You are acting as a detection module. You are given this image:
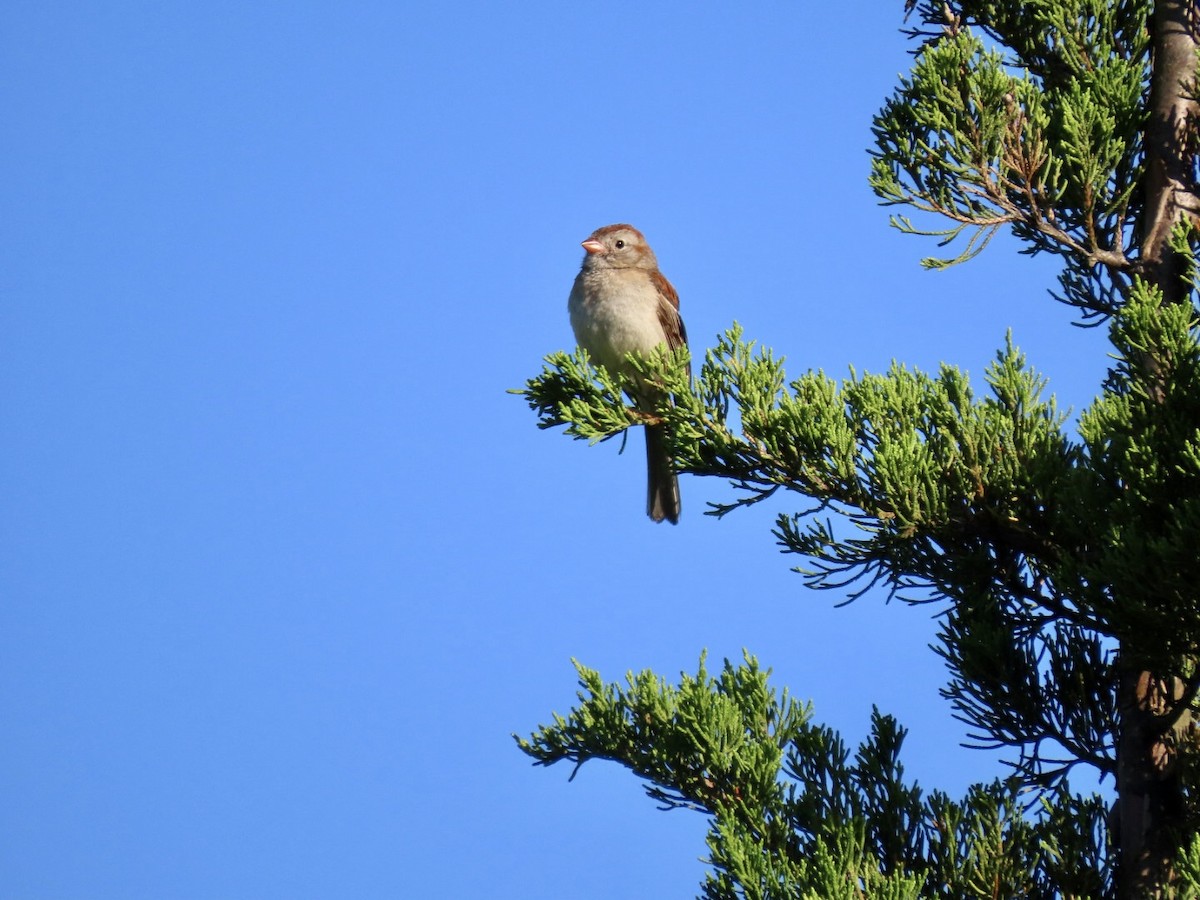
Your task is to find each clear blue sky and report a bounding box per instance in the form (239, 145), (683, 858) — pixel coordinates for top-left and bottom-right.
(3, 4), (1113, 898)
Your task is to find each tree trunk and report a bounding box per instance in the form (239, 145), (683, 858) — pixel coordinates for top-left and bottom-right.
(1119, 4), (1200, 896)
(1116, 669), (1189, 897)
(1139, 0), (1200, 305)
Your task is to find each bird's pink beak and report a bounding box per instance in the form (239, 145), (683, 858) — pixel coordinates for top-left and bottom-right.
(581, 239), (605, 255)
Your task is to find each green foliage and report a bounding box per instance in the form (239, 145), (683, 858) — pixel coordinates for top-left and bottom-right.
(516, 656), (1110, 898)
(520, 325), (1079, 615)
(515, 289), (1200, 895)
(514, 651), (803, 815)
(518, 283), (1200, 782)
(1167, 834), (1200, 898)
(874, 1), (1152, 318)
(1077, 283), (1200, 664)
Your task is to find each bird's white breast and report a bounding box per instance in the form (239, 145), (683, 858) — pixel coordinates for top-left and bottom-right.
(568, 269), (666, 377)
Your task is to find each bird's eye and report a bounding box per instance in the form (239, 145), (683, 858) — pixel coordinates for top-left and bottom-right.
(615, 240), (625, 249)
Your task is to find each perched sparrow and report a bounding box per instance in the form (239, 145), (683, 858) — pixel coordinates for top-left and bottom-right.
(568, 224), (688, 524)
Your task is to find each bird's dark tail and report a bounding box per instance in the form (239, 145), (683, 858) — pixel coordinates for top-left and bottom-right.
(645, 424), (680, 524)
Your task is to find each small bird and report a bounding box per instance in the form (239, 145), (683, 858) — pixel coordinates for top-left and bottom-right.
(568, 224), (688, 524)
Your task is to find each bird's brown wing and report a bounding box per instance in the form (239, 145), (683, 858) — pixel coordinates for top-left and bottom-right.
(650, 270), (687, 351)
